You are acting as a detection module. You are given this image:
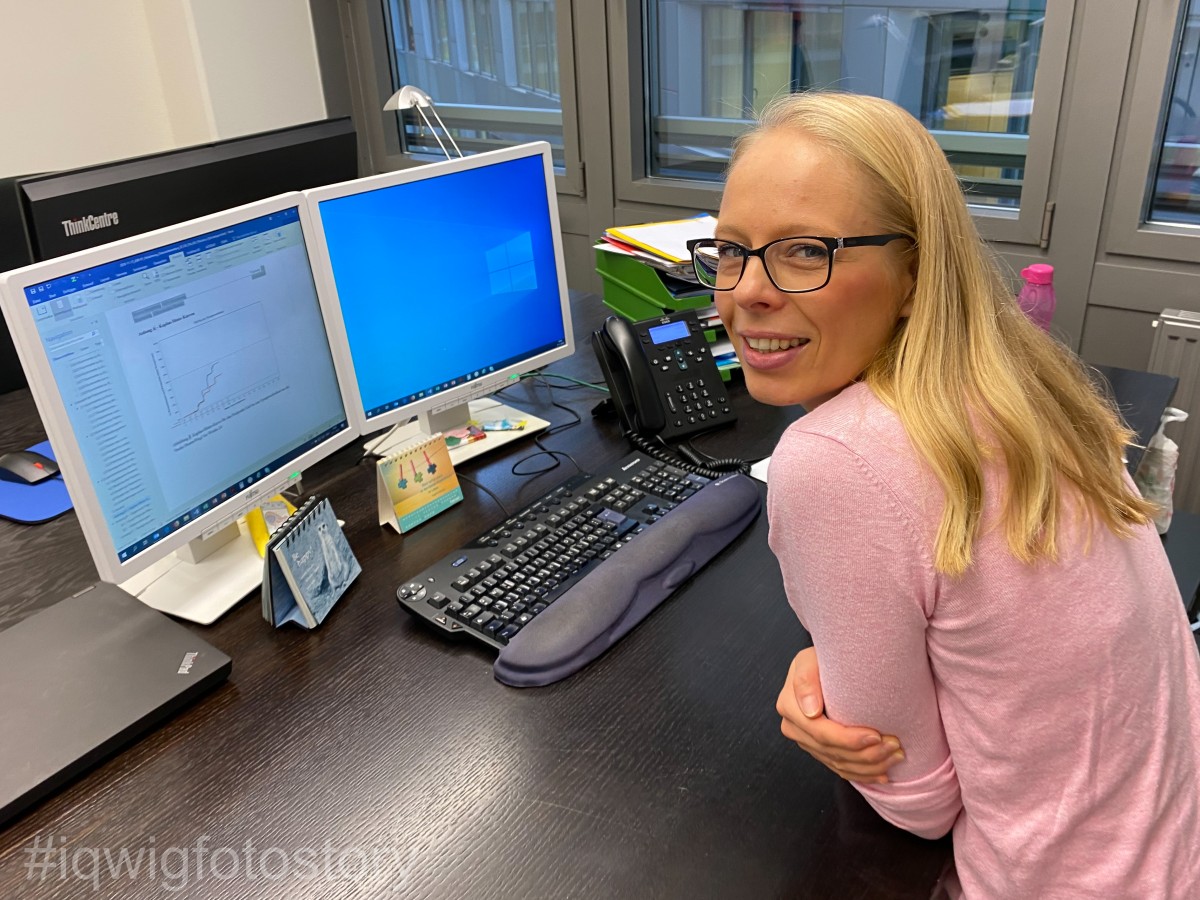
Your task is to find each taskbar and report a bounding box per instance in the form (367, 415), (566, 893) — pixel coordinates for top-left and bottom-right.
(116, 420), (350, 562)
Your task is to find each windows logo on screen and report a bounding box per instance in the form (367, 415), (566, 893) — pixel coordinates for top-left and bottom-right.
(486, 232), (537, 294)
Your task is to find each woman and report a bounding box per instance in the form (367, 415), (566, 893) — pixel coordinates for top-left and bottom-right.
(692, 92), (1200, 898)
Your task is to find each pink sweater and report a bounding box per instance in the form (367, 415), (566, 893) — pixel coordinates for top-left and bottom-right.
(767, 382), (1200, 899)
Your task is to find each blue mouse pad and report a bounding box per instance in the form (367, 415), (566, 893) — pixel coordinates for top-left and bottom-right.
(0, 441), (74, 525)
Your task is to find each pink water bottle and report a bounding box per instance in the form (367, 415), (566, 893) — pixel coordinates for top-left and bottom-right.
(1017, 264), (1055, 331)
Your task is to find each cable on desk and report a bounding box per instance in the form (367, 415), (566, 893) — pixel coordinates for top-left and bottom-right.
(494, 373), (592, 477)
(498, 373), (595, 436)
(510, 434), (584, 478)
(455, 471), (512, 519)
(360, 419), (411, 463)
(514, 371), (609, 393)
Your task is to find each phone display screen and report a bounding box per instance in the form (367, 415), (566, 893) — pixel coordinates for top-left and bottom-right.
(648, 320), (689, 345)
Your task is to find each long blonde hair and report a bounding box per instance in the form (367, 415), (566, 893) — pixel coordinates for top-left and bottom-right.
(733, 92), (1153, 575)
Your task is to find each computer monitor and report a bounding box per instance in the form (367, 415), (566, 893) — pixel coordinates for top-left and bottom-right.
(0, 117), (358, 394)
(0, 193), (358, 624)
(304, 141), (574, 461)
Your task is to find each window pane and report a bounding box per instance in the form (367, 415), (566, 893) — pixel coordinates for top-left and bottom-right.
(647, 1), (1047, 209)
(383, 0), (563, 166)
(1148, 0), (1200, 226)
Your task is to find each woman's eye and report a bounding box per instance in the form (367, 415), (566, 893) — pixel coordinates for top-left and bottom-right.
(780, 241), (829, 263)
(791, 242), (827, 259)
(715, 243), (744, 259)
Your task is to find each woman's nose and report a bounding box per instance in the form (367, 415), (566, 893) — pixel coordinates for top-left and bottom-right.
(729, 255), (784, 310)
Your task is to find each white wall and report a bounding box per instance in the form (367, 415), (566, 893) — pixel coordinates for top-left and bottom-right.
(0, 0), (327, 178)
(0, 1), (175, 176)
(186, 0), (326, 138)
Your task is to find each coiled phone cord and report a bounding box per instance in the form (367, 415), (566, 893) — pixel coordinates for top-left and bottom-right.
(627, 431), (750, 480)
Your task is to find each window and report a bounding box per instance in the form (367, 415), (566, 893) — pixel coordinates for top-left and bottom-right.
(465, 0), (497, 76)
(1105, 0), (1200, 262)
(1148, 0), (1200, 227)
(513, 0), (559, 95)
(647, 1), (1047, 209)
(432, 0), (453, 64)
(381, 0), (566, 165)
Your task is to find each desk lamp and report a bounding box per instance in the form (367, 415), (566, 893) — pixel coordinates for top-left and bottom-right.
(383, 85), (463, 162)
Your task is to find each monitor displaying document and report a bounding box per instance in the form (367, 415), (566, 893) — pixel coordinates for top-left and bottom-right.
(0, 193), (358, 623)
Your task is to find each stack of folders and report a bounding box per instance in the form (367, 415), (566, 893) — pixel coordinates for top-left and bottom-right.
(262, 496), (362, 630)
(597, 214), (716, 283)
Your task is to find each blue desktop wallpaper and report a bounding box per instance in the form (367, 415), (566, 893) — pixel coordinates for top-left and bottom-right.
(317, 154), (566, 415)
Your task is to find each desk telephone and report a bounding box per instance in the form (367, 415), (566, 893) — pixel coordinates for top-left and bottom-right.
(591, 310), (736, 443)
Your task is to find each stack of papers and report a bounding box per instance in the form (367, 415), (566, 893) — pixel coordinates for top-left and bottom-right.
(604, 214), (717, 263)
(596, 214), (717, 280)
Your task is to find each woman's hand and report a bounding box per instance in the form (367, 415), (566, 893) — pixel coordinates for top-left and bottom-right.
(776, 647), (905, 785)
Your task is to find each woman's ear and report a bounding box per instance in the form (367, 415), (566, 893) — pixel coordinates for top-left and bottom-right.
(897, 242), (919, 317)
(897, 266), (917, 319)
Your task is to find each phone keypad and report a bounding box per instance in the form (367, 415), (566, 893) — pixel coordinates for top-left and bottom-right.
(668, 382), (731, 428)
(634, 310), (735, 440)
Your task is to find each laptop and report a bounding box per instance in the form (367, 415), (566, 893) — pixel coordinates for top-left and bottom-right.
(0, 582), (231, 825)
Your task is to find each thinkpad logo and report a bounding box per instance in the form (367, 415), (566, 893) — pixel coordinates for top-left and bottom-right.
(61, 211), (119, 237)
(177, 651), (198, 675)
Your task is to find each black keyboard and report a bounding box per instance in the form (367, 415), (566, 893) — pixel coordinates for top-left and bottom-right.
(396, 451), (762, 686)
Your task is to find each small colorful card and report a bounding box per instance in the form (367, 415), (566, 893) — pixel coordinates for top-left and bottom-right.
(377, 432), (464, 533)
(261, 496), (361, 629)
(444, 424), (486, 448)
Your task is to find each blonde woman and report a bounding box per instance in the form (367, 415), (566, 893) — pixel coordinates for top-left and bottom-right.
(690, 92), (1200, 898)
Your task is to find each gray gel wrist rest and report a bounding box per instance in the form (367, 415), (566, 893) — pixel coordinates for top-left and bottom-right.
(493, 472), (762, 687)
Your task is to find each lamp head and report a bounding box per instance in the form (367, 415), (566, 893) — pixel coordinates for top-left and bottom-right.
(383, 85), (434, 111)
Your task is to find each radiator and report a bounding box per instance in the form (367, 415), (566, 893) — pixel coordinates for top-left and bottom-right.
(1147, 309), (1200, 515)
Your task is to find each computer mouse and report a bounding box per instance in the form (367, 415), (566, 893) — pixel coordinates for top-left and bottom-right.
(0, 449), (60, 485)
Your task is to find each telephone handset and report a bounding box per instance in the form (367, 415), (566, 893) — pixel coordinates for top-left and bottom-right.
(591, 309), (736, 443)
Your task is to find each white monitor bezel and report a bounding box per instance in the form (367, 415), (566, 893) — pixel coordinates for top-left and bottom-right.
(302, 141), (575, 439)
(0, 192), (360, 585)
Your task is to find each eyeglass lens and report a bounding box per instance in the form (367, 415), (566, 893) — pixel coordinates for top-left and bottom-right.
(692, 239), (832, 291)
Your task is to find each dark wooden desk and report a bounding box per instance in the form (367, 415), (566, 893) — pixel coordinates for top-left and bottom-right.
(1091, 363), (1178, 476)
(0, 292), (950, 898)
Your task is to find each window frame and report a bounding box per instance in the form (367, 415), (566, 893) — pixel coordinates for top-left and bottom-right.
(1104, 0), (1200, 263)
(608, 0), (1077, 247)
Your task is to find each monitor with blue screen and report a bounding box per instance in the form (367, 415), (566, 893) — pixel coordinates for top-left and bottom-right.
(304, 141), (574, 460)
(0, 193), (358, 623)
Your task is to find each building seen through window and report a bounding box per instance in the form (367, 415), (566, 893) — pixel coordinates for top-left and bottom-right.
(384, 0), (562, 164)
(648, 1), (1047, 209)
(380, 2), (1047, 202)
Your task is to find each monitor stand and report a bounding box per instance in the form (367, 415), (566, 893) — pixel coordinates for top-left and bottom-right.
(119, 521), (261, 625)
(369, 398), (550, 464)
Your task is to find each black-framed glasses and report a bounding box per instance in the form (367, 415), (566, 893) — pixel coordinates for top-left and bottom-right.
(687, 234), (911, 293)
